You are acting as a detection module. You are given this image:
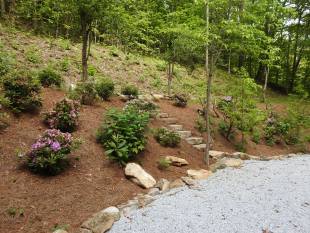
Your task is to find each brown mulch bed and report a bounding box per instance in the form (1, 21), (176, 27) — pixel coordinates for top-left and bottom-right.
(0, 88), (304, 233)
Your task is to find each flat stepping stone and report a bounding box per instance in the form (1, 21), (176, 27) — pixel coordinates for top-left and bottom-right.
(177, 131), (191, 138)
(186, 137), (203, 145)
(168, 125), (183, 131)
(157, 113), (168, 118)
(224, 159), (243, 167)
(161, 118), (178, 124)
(193, 144), (206, 151)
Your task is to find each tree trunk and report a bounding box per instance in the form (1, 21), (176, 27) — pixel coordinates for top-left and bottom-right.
(228, 48), (231, 74)
(9, 0), (15, 23)
(81, 10), (89, 81)
(263, 66), (269, 103)
(0, 0), (5, 18)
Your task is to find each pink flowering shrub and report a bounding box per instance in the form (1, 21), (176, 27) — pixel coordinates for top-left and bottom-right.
(16, 129), (82, 175)
(42, 98), (80, 132)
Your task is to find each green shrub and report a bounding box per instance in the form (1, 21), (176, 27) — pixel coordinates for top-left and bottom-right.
(42, 98), (80, 132)
(38, 68), (64, 87)
(152, 77), (163, 87)
(155, 127), (181, 147)
(123, 99), (159, 116)
(251, 130), (261, 144)
(3, 73), (43, 113)
(95, 79), (115, 101)
(87, 65), (97, 76)
(95, 107), (153, 166)
(109, 45), (119, 57)
(156, 61), (166, 71)
(58, 60), (70, 72)
(16, 129), (82, 175)
(121, 84), (139, 100)
(72, 81), (98, 105)
(173, 94), (188, 107)
(0, 50), (13, 76)
(0, 96), (10, 126)
(26, 54), (40, 63)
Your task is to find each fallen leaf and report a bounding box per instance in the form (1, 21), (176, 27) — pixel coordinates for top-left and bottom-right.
(123, 212), (126, 217)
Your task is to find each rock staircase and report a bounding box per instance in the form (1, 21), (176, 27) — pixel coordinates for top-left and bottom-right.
(157, 113), (210, 151)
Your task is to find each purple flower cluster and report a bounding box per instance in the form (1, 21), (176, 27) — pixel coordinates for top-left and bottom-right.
(221, 96), (232, 103)
(42, 98), (79, 130)
(265, 118), (274, 125)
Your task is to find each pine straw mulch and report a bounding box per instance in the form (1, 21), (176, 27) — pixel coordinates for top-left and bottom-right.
(0, 88), (304, 233)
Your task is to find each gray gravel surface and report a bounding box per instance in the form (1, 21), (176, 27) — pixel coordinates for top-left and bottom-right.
(110, 155), (310, 233)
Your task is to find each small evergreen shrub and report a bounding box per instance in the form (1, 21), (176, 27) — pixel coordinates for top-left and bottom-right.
(155, 127), (181, 147)
(156, 61), (166, 71)
(3, 73), (43, 113)
(16, 129), (82, 175)
(95, 107), (153, 166)
(173, 94), (188, 107)
(87, 65), (97, 76)
(95, 79), (115, 101)
(123, 99), (159, 116)
(121, 84), (139, 100)
(42, 98), (80, 131)
(251, 130), (261, 144)
(38, 68), (64, 87)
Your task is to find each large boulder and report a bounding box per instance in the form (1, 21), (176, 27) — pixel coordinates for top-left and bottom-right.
(101, 207), (120, 221)
(117, 200), (141, 213)
(170, 179), (185, 189)
(182, 177), (196, 186)
(148, 188), (160, 196)
(215, 159), (227, 169)
(165, 156), (188, 167)
(125, 163), (156, 189)
(81, 211), (115, 233)
(187, 169), (212, 180)
(134, 195), (156, 206)
(208, 164), (217, 173)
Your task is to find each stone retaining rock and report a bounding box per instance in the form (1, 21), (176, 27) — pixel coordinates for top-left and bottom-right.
(157, 113), (168, 118)
(185, 137), (203, 145)
(215, 159), (227, 169)
(181, 177), (196, 186)
(224, 159), (243, 167)
(148, 188), (160, 196)
(125, 163), (156, 189)
(168, 125), (183, 131)
(165, 156), (188, 167)
(81, 209), (117, 233)
(101, 207), (120, 221)
(162, 118), (178, 125)
(208, 164), (217, 173)
(187, 169), (212, 180)
(177, 131), (192, 138)
(117, 200), (141, 213)
(170, 179), (185, 189)
(154, 178), (171, 194)
(209, 151), (226, 160)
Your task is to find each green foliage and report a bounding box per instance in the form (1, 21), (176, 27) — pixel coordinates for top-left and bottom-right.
(16, 129), (82, 175)
(156, 61), (166, 71)
(95, 79), (115, 101)
(42, 98), (80, 132)
(123, 99), (159, 116)
(155, 127), (181, 147)
(157, 159), (170, 169)
(152, 77), (163, 87)
(235, 139), (248, 153)
(58, 38), (72, 50)
(58, 59), (70, 72)
(95, 107), (153, 166)
(0, 49), (14, 76)
(26, 54), (40, 63)
(109, 45), (119, 57)
(0, 96), (10, 126)
(173, 94), (188, 107)
(52, 225), (69, 231)
(8, 207), (16, 218)
(38, 68), (64, 87)
(2, 73), (42, 113)
(251, 130), (261, 144)
(88, 65), (97, 76)
(121, 84), (139, 100)
(72, 81), (98, 105)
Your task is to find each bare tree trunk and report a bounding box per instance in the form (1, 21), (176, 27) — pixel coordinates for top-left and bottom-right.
(9, 0), (15, 23)
(1, 0), (5, 18)
(263, 66), (269, 103)
(228, 47), (231, 74)
(81, 11), (91, 81)
(205, 3), (209, 72)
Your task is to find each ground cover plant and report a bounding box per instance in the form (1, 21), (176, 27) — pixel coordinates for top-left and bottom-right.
(15, 129), (82, 175)
(155, 127), (181, 147)
(38, 68), (64, 87)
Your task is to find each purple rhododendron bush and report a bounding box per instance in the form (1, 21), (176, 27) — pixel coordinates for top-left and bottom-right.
(15, 129), (82, 175)
(42, 98), (80, 132)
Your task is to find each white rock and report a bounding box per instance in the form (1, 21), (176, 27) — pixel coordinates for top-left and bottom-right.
(165, 156), (188, 167)
(224, 159), (243, 167)
(186, 137), (203, 145)
(125, 163), (156, 188)
(168, 125), (183, 131)
(187, 169), (212, 180)
(101, 207), (120, 221)
(177, 131), (192, 138)
(209, 151), (226, 160)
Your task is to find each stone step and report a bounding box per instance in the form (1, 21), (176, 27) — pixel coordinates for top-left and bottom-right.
(193, 144), (213, 151)
(186, 137), (203, 145)
(168, 125), (183, 131)
(161, 118), (178, 125)
(177, 131), (192, 139)
(157, 113), (168, 118)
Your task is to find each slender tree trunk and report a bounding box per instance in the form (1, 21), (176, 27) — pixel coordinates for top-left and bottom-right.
(81, 11), (89, 81)
(9, 0), (15, 23)
(0, 0), (5, 18)
(205, 3), (209, 71)
(263, 66), (269, 103)
(168, 63), (171, 95)
(228, 48), (231, 74)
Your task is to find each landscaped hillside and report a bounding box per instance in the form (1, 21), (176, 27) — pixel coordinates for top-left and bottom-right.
(1, 25), (310, 233)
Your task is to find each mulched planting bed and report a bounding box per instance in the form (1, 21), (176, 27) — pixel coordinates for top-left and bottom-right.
(0, 88), (304, 233)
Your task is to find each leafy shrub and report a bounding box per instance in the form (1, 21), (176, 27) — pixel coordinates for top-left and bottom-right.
(152, 77), (163, 87)
(0, 96), (10, 126)
(173, 94), (188, 107)
(3, 73), (43, 113)
(156, 61), (166, 71)
(16, 129), (82, 175)
(58, 60), (70, 72)
(251, 130), (261, 144)
(26, 54), (40, 63)
(95, 79), (115, 101)
(217, 96), (232, 109)
(0, 50), (13, 76)
(155, 127), (181, 147)
(109, 45), (119, 57)
(73, 81), (98, 105)
(42, 98), (80, 132)
(95, 107), (153, 166)
(123, 99), (159, 116)
(38, 68), (64, 87)
(87, 65), (97, 76)
(58, 39), (72, 50)
(121, 84), (139, 100)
